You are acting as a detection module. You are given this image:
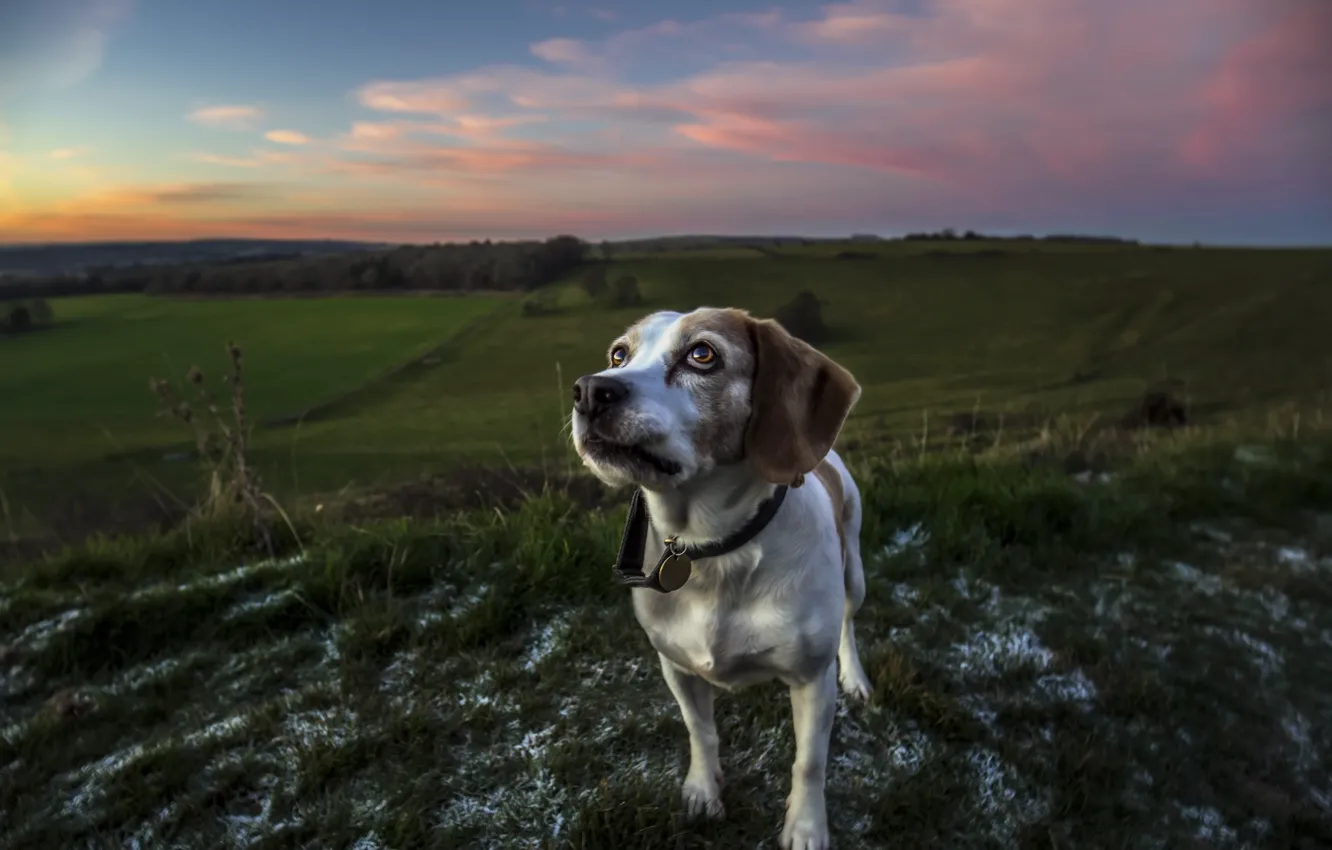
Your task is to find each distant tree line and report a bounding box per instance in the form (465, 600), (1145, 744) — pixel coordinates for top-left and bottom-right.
(0, 230), (1150, 301)
(609, 235), (817, 253)
(0, 275), (141, 300)
(902, 228), (1139, 244)
(0, 238), (377, 276)
(2, 236), (590, 298)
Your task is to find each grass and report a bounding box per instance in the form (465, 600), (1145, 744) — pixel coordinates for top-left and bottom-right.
(0, 293), (506, 536)
(5, 241), (1332, 849)
(0, 293), (507, 471)
(239, 244), (1332, 501)
(3, 241), (1331, 543)
(3, 435), (1332, 848)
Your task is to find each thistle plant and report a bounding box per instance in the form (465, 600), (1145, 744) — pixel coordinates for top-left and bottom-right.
(150, 341), (272, 545)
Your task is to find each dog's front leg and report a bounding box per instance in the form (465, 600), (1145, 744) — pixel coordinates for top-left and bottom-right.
(782, 662), (837, 850)
(658, 654), (725, 819)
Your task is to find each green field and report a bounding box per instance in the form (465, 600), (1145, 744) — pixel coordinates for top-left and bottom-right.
(1, 293), (508, 469)
(3, 243), (1331, 537)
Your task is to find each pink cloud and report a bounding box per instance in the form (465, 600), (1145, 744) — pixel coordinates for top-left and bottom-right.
(328, 126), (671, 184)
(345, 0), (1327, 209)
(264, 129), (310, 145)
(333, 144), (640, 176)
(1180, 1), (1332, 182)
(331, 114), (566, 176)
(674, 111), (966, 183)
(794, 2), (907, 44)
(530, 37), (601, 69)
(187, 104), (263, 130)
(347, 121), (407, 143)
(615, 0), (1322, 208)
(453, 113), (549, 136)
(355, 80), (474, 114)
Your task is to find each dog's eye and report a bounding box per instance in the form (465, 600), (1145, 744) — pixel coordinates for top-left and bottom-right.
(609, 346), (628, 367)
(688, 343), (717, 367)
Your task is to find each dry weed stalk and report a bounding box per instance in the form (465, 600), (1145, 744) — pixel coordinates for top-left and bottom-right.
(149, 341), (275, 548)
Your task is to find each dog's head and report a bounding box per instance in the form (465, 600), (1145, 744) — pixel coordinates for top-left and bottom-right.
(570, 306), (861, 489)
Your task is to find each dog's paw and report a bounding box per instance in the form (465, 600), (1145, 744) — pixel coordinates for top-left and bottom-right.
(780, 797), (830, 850)
(838, 666), (872, 703)
(682, 768), (725, 819)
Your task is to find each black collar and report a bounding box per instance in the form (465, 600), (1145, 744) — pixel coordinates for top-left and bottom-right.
(612, 484), (789, 593)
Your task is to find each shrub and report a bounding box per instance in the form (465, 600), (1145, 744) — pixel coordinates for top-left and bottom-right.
(580, 266), (608, 299)
(605, 275), (642, 308)
(772, 289), (828, 345)
(7, 305), (32, 332)
(521, 289), (560, 317)
(0, 298), (53, 333)
(1121, 388), (1189, 430)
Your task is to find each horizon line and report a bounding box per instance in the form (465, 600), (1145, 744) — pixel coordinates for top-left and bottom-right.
(2, 232), (1331, 251)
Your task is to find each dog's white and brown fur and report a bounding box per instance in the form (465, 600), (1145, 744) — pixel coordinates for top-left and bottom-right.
(570, 306), (871, 850)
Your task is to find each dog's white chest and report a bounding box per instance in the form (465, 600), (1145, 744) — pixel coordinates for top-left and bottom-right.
(635, 590), (812, 689)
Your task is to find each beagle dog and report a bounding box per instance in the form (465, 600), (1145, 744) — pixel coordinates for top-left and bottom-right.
(570, 307), (871, 850)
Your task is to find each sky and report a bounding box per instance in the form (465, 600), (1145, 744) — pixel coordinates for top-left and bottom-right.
(0, 0), (1329, 245)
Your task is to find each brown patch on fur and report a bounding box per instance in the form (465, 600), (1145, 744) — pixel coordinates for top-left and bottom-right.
(676, 308), (758, 467)
(812, 459), (847, 560)
(744, 315), (862, 485)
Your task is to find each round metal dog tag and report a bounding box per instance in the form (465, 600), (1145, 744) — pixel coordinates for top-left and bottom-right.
(657, 555), (693, 591)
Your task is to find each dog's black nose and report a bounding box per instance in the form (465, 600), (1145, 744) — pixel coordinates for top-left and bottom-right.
(573, 374), (629, 417)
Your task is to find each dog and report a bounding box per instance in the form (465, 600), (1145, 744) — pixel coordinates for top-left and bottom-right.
(570, 306), (871, 850)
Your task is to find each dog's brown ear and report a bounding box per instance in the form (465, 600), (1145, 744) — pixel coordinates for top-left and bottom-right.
(744, 316), (861, 485)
